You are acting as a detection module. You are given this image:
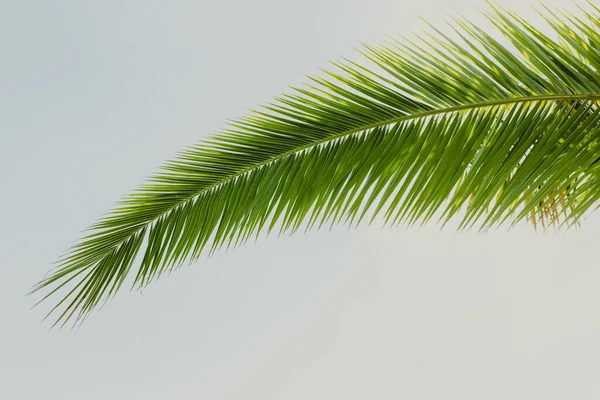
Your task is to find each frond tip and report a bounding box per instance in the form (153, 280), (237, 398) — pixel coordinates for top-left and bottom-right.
(33, 2), (600, 327)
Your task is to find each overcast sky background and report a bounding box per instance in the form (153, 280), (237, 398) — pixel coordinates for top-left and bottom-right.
(2, 0), (600, 398)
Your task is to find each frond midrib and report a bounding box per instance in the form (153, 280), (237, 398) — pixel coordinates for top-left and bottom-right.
(97, 93), (600, 255)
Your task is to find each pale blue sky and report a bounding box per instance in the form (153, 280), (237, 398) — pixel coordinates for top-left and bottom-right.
(2, 0), (600, 398)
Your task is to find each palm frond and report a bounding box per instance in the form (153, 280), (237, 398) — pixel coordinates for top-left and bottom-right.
(33, 2), (600, 326)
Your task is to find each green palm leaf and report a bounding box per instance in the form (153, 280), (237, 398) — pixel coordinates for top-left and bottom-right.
(33, 2), (600, 326)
